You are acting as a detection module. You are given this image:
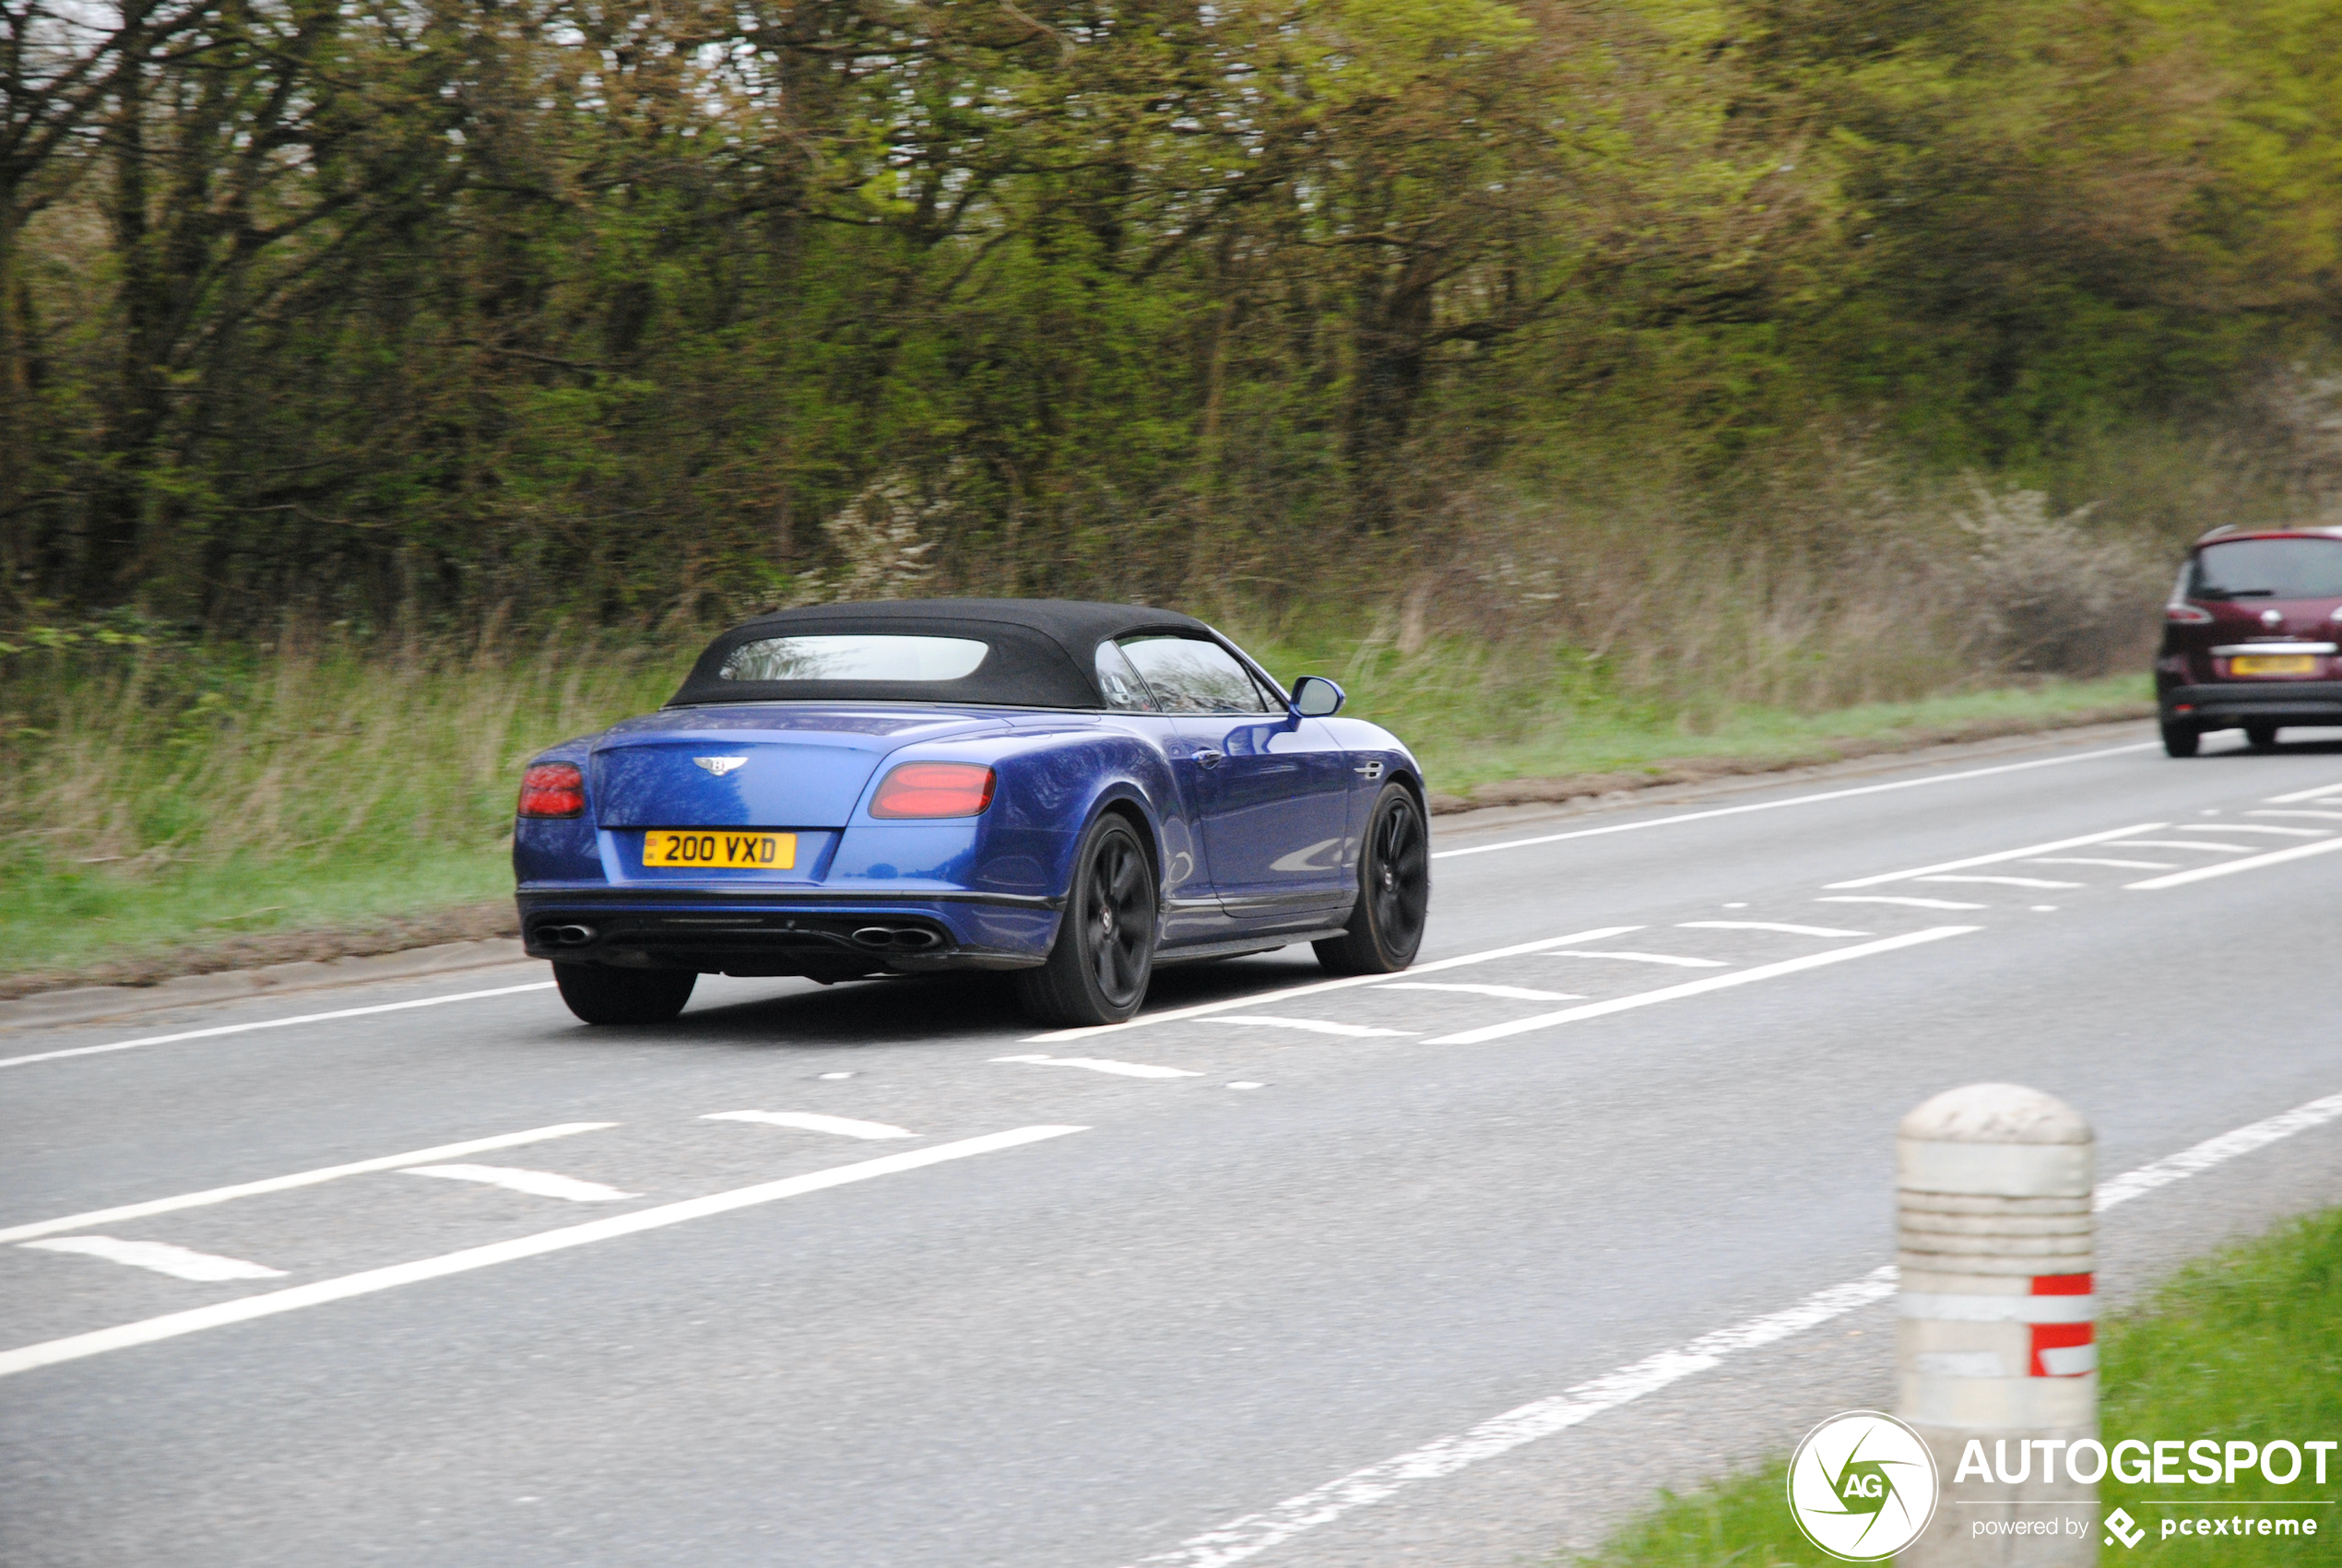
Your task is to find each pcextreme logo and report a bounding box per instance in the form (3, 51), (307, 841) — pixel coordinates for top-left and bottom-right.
(1786, 1410), (1941, 1562)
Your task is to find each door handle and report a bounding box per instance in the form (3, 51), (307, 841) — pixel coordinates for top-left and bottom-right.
(1195, 749), (1224, 769)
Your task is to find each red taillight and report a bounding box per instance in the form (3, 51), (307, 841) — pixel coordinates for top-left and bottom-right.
(870, 762), (996, 819)
(518, 762), (586, 819)
(2165, 603), (2213, 623)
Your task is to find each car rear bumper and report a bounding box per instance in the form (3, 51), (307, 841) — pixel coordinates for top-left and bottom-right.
(2161, 681), (2342, 727)
(515, 887), (1059, 974)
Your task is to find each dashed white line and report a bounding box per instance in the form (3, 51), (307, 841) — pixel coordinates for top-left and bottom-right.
(1545, 950), (1727, 969)
(22, 1236), (288, 1282)
(1375, 983), (1583, 1002)
(1821, 823), (2165, 890)
(401, 1165), (637, 1202)
(1915, 875), (2080, 889)
(1816, 895), (1986, 910)
(2104, 839), (2262, 854)
(1123, 1085), (2342, 1568)
(0, 982), (561, 1072)
(1430, 928), (1978, 1045)
(1203, 1017), (1414, 1038)
(0, 1126), (1087, 1380)
(1676, 922), (1870, 937)
(992, 1055), (1203, 1079)
(2125, 835), (2342, 890)
(703, 1111), (918, 1140)
(1429, 744), (2158, 864)
(0, 1124), (616, 1246)
(2023, 857), (2174, 870)
(1025, 928), (1641, 1043)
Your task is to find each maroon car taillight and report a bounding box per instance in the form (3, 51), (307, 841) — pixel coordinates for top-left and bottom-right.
(870, 762), (996, 819)
(518, 762), (586, 819)
(2164, 603), (2212, 623)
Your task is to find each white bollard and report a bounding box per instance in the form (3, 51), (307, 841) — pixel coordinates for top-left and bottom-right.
(1896, 1084), (2097, 1566)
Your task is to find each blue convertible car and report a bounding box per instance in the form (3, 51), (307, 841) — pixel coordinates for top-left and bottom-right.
(514, 599), (1432, 1026)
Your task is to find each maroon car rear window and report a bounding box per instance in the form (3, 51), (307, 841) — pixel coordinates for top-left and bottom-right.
(2189, 537), (2342, 600)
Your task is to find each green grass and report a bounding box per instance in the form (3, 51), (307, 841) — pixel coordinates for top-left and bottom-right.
(0, 623), (2147, 984)
(1569, 1207), (2342, 1566)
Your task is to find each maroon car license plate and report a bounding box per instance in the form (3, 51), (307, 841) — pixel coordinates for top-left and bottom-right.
(2230, 654), (2317, 676)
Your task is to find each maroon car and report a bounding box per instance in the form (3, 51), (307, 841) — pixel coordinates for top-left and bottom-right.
(2157, 525), (2342, 756)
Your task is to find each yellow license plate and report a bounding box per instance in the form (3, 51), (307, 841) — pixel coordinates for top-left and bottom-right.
(643, 830), (796, 869)
(2230, 654), (2316, 676)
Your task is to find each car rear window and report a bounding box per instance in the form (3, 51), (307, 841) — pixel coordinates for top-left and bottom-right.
(717, 635), (991, 682)
(2188, 538), (2342, 600)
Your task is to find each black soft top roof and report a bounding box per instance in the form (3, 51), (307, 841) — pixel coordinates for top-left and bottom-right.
(668, 598), (1216, 709)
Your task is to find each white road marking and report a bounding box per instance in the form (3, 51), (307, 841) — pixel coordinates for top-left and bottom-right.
(992, 1055), (1203, 1079)
(2125, 835), (2342, 890)
(2095, 1090), (2342, 1209)
(0, 1126), (1085, 1380)
(2248, 809), (2342, 821)
(2264, 779), (2342, 804)
(402, 1165), (636, 1202)
(2171, 823), (2328, 837)
(2104, 839), (2261, 853)
(1225, 1082), (1266, 1091)
(1822, 823), (2164, 889)
(1429, 928), (1976, 1044)
(2023, 857), (2174, 870)
(1429, 744), (2158, 863)
(0, 1124), (615, 1245)
(0, 982), (560, 1072)
(1204, 1017), (1415, 1038)
(21, 1237), (287, 1283)
(1124, 1086), (2342, 1568)
(1376, 983), (1584, 1001)
(1545, 950), (1727, 968)
(1914, 875), (2080, 889)
(1025, 928), (1641, 1043)
(1816, 895), (1986, 910)
(703, 1111), (918, 1139)
(1676, 922), (1870, 937)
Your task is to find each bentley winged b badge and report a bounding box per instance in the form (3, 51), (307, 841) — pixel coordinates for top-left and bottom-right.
(694, 756), (748, 776)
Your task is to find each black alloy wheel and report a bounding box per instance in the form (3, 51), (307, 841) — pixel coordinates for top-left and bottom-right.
(1015, 814), (1158, 1026)
(2160, 720), (2200, 759)
(2245, 721), (2280, 751)
(553, 962), (697, 1025)
(1316, 783), (1431, 975)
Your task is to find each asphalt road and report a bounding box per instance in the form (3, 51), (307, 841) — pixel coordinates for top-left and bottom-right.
(5, 721), (2341, 1568)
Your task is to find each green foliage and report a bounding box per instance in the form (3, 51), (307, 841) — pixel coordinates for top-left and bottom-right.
(4, 0), (2336, 631)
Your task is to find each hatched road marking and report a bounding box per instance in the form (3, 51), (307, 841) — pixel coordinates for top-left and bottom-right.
(2125, 835), (2342, 890)
(1816, 896), (1986, 910)
(23, 1237), (288, 1283)
(993, 1055), (1203, 1079)
(1544, 950), (1727, 969)
(703, 1111), (919, 1139)
(1821, 823), (2165, 889)
(1676, 922), (1869, 937)
(1373, 983), (1582, 1002)
(401, 1165), (637, 1203)
(1201, 1018), (1414, 1038)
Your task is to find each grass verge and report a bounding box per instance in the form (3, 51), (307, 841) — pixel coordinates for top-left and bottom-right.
(1568, 1206), (2342, 1566)
(0, 622), (2149, 994)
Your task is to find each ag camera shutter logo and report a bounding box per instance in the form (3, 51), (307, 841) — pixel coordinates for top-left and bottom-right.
(1786, 1410), (1940, 1561)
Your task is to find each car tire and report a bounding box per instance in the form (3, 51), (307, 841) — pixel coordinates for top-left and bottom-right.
(1316, 783), (1431, 975)
(2245, 722), (2280, 751)
(2160, 721), (2201, 759)
(553, 962), (697, 1025)
(1014, 813), (1158, 1027)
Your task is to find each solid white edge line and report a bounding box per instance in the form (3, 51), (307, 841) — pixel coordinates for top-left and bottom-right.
(0, 981), (560, 1071)
(1128, 1084), (2342, 1568)
(0, 1126), (1085, 1381)
(0, 1123), (618, 1245)
(1427, 927), (1978, 1045)
(2123, 835), (2342, 890)
(1023, 927), (1642, 1043)
(1428, 744), (2158, 863)
(1822, 822), (2166, 889)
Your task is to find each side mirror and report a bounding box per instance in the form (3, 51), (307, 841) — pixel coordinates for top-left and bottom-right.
(1290, 675), (1345, 718)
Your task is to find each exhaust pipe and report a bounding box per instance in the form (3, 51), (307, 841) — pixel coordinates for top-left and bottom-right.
(852, 925), (943, 951)
(541, 924), (597, 949)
